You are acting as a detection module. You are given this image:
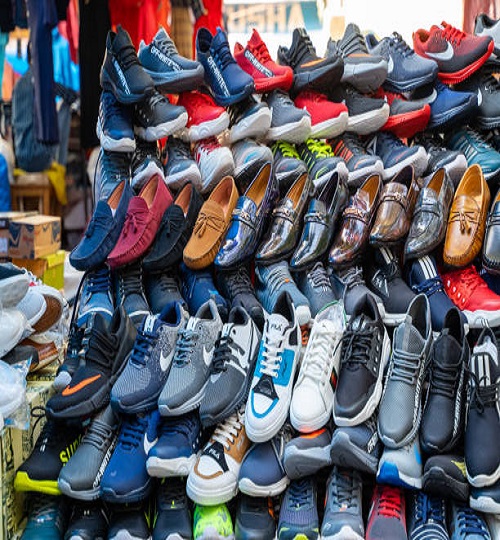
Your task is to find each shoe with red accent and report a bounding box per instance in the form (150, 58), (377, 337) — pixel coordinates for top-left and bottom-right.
(234, 29), (294, 93)
(366, 485), (407, 540)
(108, 174), (173, 268)
(413, 21), (494, 84)
(294, 91), (348, 139)
(178, 90), (230, 142)
(375, 88), (431, 139)
(441, 264), (500, 328)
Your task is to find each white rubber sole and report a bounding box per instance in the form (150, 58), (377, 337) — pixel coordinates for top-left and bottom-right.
(132, 161), (165, 191)
(96, 118), (136, 153)
(199, 152), (235, 194)
(377, 462), (423, 489)
(238, 475), (289, 497)
(470, 494), (500, 514)
(134, 112), (188, 141)
(186, 474), (238, 506)
(146, 455), (198, 478)
(165, 163), (203, 192)
(463, 309), (500, 329)
(229, 108), (272, 144)
(468, 463), (500, 488)
(0, 275), (29, 307)
(310, 112), (348, 139)
(322, 526), (364, 540)
(312, 161), (349, 191)
(347, 159), (384, 188)
(267, 116), (312, 144)
(181, 113), (230, 143)
(382, 146), (428, 181)
(195, 528), (234, 540)
(159, 381), (208, 417)
(290, 400), (332, 434)
(347, 103), (390, 136)
(108, 531), (152, 540)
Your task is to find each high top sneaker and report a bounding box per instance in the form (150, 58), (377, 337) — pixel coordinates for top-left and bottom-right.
(114, 260), (151, 327)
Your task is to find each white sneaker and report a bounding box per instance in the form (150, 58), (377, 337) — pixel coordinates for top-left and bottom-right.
(289, 302), (345, 433)
(16, 287), (47, 328)
(194, 137), (235, 195)
(486, 514), (500, 540)
(187, 407), (250, 505)
(0, 305), (28, 357)
(245, 292), (301, 443)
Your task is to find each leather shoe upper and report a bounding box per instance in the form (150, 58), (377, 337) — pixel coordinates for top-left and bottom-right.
(483, 187), (500, 275)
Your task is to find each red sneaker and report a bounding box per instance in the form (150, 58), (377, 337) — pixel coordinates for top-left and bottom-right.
(366, 485), (407, 540)
(294, 91), (348, 139)
(234, 29), (294, 93)
(413, 22), (494, 84)
(177, 91), (229, 142)
(441, 265), (500, 328)
(108, 174), (173, 268)
(375, 88), (431, 139)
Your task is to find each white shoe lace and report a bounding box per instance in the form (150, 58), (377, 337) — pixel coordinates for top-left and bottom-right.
(301, 321), (342, 383)
(260, 339), (284, 378)
(211, 408), (245, 450)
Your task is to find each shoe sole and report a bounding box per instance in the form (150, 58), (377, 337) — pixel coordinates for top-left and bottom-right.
(134, 112), (188, 142)
(145, 65), (205, 94)
(0, 274), (29, 307)
(333, 329), (390, 427)
(159, 381), (208, 417)
(132, 161), (165, 191)
(228, 107), (272, 144)
(108, 531), (152, 540)
(180, 112), (230, 143)
(238, 476), (289, 498)
(382, 146), (428, 181)
(346, 160), (385, 189)
(101, 481), (152, 504)
(477, 114), (500, 130)
(14, 472), (61, 495)
(283, 444), (333, 480)
(376, 461), (422, 489)
(266, 115), (312, 144)
(194, 527), (234, 540)
(47, 383), (112, 420)
(347, 103), (390, 136)
(311, 161), (349, 191)
(384, 71), (438, 94)
(310, 111), (348, 139)
(58, 477), (101, 501)
(96, 118), (136, 153)
(186, 474), (239, 506)
(292, 62), (343, 94)
(329, 431), (379, 476)
(146, 455), (198, 478)
(382, 106), (431, 139)
(199, 154), (235, 195)
(467, 462), (500, 488)
(322, 526), (364, 540)
(165, 163), (203, 192)
(341, 61), (388, 93)
(101, 67), (149, 104)
(462, 308), (500, 329)
(470, 494), (500, 514)
(427, 97), (476, 130)
(438, 41), (495, 84)
(422, 466), (469, 502)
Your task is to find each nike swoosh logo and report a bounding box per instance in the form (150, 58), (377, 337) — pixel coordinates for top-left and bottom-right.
(387, 56), (394, 74)
(144, 435), (157, 455)
(203, 346), (213, 367)
(62, 374), (101, 396)
(159, 349), (173, 372)
(425, 41), (454, 61)
(477, 89), (483, 106)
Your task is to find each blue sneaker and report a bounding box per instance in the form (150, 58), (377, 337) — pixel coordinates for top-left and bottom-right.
(426, 81), (477, 130)
(406, 255), (463, 333)
(470, 477), (500, 514)
(96, 90), (135, 153)
(196, 27), (255, 106)
(238, 425), (293, 497)
(376, 435), (423, 490)
(144, 271), (185, 314)
(77, 265), (114, 327)
(180, 262), (228, 320)
(94, 148), (131, 201)
(366, 131), (428, 180)
(70, 180), (133, 272)
(114, 260), (150, 327)
(448, 128), (500, 181)
(21, 495), (67, 540)
(277, 477), (320, 540)
(449, 503), (491, 540)
(408, 492), (449, 540)
(146, 411), (202, 478)
(111, 302), (188, 414)
(64, 501), (109, 540)
(101, 409), (161, 503)
(255, 261), (311, 325)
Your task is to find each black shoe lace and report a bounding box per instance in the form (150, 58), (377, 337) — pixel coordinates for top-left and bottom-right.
(267, 265), (293, 294)
(224, 266), (253, 298)
(116, 39), (142, 70)
(129, 327), (158, 367)
(158, 414), (198, 439)
(342, 133), (366, 155)
(213, 39), (236, 70)
(119, 263), (145, 298)
(28, 495), (61, 520)
(118, 415), (148, 450)
(293, 31), (317, 65)
(65, 322), (85, 362)
(173, 329), (199, 366)
(413, 276), (444, 297)
(156, 34), (178, 56)
(227, 95), (255, 125)
(429, 352), (460, 399)
(468, 367), (500, 413)
(341, 328), (373, 368)
(483, 71), (500, 93)
(334, 471), (358, 508)
(390, 349), (422, 385)
(390, 32), (414, 57)
(101, 151), (130, 184)
(168, 138), (192, 162)
(211, 333), (245, 374)
(30, 406), (58, 448)
(132, 139), (159, 170)
(288, 479), (313, 507)
(157, 274), (181, 294)
(340, 26), (368, 55)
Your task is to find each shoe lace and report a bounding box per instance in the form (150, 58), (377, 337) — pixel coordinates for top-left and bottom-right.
(29, 495), (59, 521)
(118, 415), (148, 450)
(456, 505), (490, 537)
(86, 266), (112, 294)
(266, 265), (293, 295)
(462, 128), (491, 151)
(116, 39), (141, 70)
(211, 332), (244, 373)
(252, 39), (272, 62)
(133, 140), (159, 168)
(119, 264), (145, 298)
(82, 321), (118, 369)
(341, 133), (366, 154)
(288, 479), (312, 508)
(146, 91), (169, 109)
(468, 368), (500, 413)
(339, 266), (365, 289)
(449, 208), (477, 234)
(340, 26), (368, 56)
(214, 38), (236, 70)
(101, 151), (130, 182)
(442, 22), (466, 46)
(389, 32), (414, 57)
(157, 274), (180, 295)
(335, 471), (358, 507)
(30, 406), (58, 448)
(307, 139), (334, 158)
(193, 210), (225, 237)
(211, 408), (244, 450)
(299, 91), (327, 102)
(415, 495), (445, 524)
(158, 414), (198, 439)
(377, 487), (403, 518)
(155, 34), (177, 55)
(308, 263), (331, 290)
(341, 328), (372, 368)
(65, 322), (85, 363)
(168, 138), (192, 161)
(429, 352), (459, 399)
(302, 325), (341, 380)
(445, 267), (488, 304)
(390, 348), (422, 385)
(224, 266), (253, 298)
(173, 328), (199, 366)
(260, 334), (285, 378)
(273, 140), (300, 159)
(195, 137), (220, 157)
(83, 416), (115, 450)
(129, 327), (158, 367)
(413, 276), (444, 297)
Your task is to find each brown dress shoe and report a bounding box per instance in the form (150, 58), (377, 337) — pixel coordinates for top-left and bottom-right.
(329, 174), (382, 267)
(184, 177), (239, 269)
(370, 165), (419, 247)
(443, 164), (490, 268)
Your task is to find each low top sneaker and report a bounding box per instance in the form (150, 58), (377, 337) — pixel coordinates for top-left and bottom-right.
(376, 434), (423, 489)
(76, 264), (114, 327)
(296, 262), (337, 318)
(58, 406), (119, 501)
(196, 27), (254, 106)
(46, 309), (137, 420)
(153, 478), (192, 540)
(194, 137), (235, 194)
(449, 503), (492, 540)
(321, 467), (364, 540)
(232, 138), (273, 193)
(294, 91), (348, 139)
(21, 495), (68, 540)
(290, 302), (345, 433)
(163, 137), (202, 191)
(326, 23), (388, 93)
(111, 303), (188, 414)
(246, 292), (301, 443)
(96, 91), (135, 152)
(470, 478), (500, 514)
(158, 300), (223, 416)
(466, 328), (500, 488)
(130, 139), (165, 192)
(264, 90), (312, 144)
(334, 294), (390, 427)
(475, 13), (500, 55)
(366, 485), (407, 540)
(278, 27), (344, 94)
(234, 29), (294, 92)
(138, 26), (205, 93)
(108, 503), (149, 540)
(423, 454), (469, 502)
(193, 503), (234, 540)
(365, 31), (438, 93)
(94, 148), (131, 201)
(271, 140), (308, 196)
(330, 132), (384, 188)
(298, 138), (349, 189)
(413, 21), (494, 84)
(408, 492), (449, 540)
(424, 80), (477, 130)
(235, 495), (277, 540)
(101, 409), (161, 503)
(378, 294), (433, 448)
(226, 95), (271, 144)
(100, 25), (154, 103)
(187, 407), (251, 505)
(200, 306), (261, 427)
(146, 411), (202, 478)
(114, 261), (150, 327)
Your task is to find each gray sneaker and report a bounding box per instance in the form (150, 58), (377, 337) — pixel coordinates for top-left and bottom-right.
(163, 137), (202, 192)
(158, 300), (223, 416)
(58, 405), (119, 500)
(377, 434), (423, 490)
(321, 466), (364, 540)
(296, 262), (336, 318)
(378, 294), (432, 449)
(264, 89), (311, 144)
(283, 425), (333, 480)
(232, 138), (273, 193)
(110, 302), (188, 414)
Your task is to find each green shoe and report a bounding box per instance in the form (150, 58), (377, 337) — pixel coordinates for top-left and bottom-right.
(193, 503), (234, 540)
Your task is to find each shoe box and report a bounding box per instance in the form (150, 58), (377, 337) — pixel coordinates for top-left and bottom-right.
(8, 215), (61, 260)
(12, 249), (66, 290)
(0, 212), (37, 259)
(0, 379), (54, 539)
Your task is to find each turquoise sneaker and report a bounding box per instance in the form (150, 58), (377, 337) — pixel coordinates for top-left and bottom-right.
(21, 495), (67, 540)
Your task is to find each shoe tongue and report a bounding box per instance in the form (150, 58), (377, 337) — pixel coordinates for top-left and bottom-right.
(351, 313), (370, 332)
(434, 333), (462, 368)
(473, 335), (498, 384)
(141, 313), (161, 334)
(267, 313), (289, 340)
(249, 28), (263, 48)
(394, 319), (425, 356)
(113, 26), (134, 53)
(154, 27), (169, 43)
(186, 316), (201, 331)
(212, 28), (229, 52)
(317, 303), (345, 330)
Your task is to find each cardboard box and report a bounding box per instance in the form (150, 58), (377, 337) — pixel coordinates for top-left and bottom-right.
(0, 212), (37, 258)
(8, 216), (61, 259)
(13, 250), (66, 290)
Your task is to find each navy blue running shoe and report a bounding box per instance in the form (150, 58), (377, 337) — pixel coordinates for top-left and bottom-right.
(449, 503), (491, 540)
(426, 81), (477, 130)
(94, 148), (131, 201)
(278, 477), (319, 540)
(108, 502), (149, 540)
(408, 492), (448, 540)
(96, 91), (135, 153)
(196, 27), (254, 106)
(64, 501), (109, 540)
(77, 265), (114, 327)
(153, 478), (192, 540)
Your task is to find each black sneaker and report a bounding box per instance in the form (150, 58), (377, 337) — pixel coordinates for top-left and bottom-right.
(216, 264), (264, 329)
(334, 294), (390, 427)
(297, 138), (348, 189)
(65, 501), (109, 540)
(45, 308), (137, 420)
(295, 262), (336, 318)
(131, 139), (165, 192)
(278, 27), (344, 94)
(235, 495), (276, 540)
(114, 260), (151, 327)
(100, 25), (154, 104)
(420, 308), (468, 455)
(423, 454), (469, 502)
(153, 477), (192, 540)
(144, 271), (184, 314)
(15, 410), (83, 495)
(365, 247), (416, 326)
(53, 322), (85, 391)
(108, 502), (150, 540)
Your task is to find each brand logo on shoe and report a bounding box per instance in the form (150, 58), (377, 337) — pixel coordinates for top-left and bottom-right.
(159, 349), (174, 372)
(62, 374), (102, 396)
(112, 59), (131, 94)
(94, 435), (117, 487)
(244, 49), (273, 77)
(387, 56), (394, 74)
(203, 346), (214, 367)
(367, 431), (379, 453)
(60, 435), (82, 463)
(371, 271), (388, 297)
(151, 45), (180, 70)
(451, 459), (467, 476)
(477, 89), (483, 106)
(207, 57), (230, 96)
(425, 41), (454, 61)
(144, 434), (158, 455)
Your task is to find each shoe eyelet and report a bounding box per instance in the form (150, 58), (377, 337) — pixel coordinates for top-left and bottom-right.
(452, 287), (457, 293)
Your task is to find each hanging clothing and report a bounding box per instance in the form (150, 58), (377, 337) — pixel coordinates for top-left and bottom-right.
(0, 32), (9, 90)
(193, 0), (221, 53)
(0, 0), (14, 32)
